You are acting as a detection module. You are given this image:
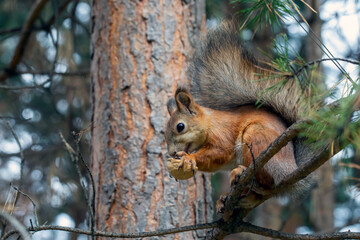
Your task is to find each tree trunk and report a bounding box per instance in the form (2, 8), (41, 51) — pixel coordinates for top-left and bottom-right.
(90, 0), (212, 239)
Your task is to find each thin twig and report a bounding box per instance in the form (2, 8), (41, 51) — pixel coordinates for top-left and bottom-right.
(3, 70), (90, 76)
(238, 220), (360, 240)
(2, 222), (219, 240)
(6, 122), (25, 190)
(47, 0), (60, 87)
(293, 58), (360, 77)
(3, 220), (360, 240)
(0, 0), (72, 38)
(291, 15), (355, 85)
(72, 131), (96, 240)
(60, 131), (96, 239)
(59, 132), (76, 155)
(0, 212), (31, 240)
(0, 27), (23, 35)
(12, 187), (39, 227)
(0, 79), (51, 91)
(0, 0), (50, 83)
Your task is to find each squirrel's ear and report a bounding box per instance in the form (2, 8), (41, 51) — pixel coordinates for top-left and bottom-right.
(175, 89), (196, 115)
(167, 98), (177, 116)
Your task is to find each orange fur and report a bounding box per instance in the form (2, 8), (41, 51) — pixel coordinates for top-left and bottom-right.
(166, 90), (297, 190)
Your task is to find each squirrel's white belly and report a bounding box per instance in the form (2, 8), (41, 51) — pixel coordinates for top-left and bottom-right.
(219, 141), (244, 171)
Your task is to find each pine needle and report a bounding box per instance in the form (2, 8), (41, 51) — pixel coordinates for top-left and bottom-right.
(299, 0), (318, 13)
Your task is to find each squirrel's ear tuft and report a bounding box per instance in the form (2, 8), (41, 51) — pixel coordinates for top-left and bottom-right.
(167, 98), (177, 116)
(175, 89), (196, 115)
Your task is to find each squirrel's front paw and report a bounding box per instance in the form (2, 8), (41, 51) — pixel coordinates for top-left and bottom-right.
(167, 153), (198, 180)
(216, 193), (233, 221)
(229, 165), (247, 186)
(216, 194), (228, 216)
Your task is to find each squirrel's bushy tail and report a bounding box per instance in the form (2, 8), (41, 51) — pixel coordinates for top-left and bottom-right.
(189, 21), (305, 124)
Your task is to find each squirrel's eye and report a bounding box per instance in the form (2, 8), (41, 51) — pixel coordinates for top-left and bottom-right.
(176, 123), (185, 133)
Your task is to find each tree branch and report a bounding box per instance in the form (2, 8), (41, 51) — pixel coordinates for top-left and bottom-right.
(59, 131), (96, 240)
(0, 79), (51, 90)
(0, 0), (50, 83)
(238, 221), (360, 240)
(12, 186), (39, 227)
(2, 222), (219, 240)
(6, 122), (25, 191)
(7, 69), (90, 76)
(293, 58), (360, 77)
(3, 220), (360, 240)
(0, 212), (31, 240)
(221, 120), (306, 219)
(72, 131), (96, 240)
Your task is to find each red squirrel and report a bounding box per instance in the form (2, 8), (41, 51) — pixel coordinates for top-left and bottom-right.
(165, 22), (312, 202)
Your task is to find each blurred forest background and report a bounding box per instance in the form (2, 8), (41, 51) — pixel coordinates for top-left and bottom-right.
(0, 0), (359, 239)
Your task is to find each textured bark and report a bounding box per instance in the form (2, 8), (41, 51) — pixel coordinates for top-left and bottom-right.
(90, 0), (212, 239)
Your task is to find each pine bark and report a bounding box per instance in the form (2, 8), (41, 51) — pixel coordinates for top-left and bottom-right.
(90, 0), (212, 239)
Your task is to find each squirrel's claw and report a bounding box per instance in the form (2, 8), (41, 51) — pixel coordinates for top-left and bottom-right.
(190, 160), (198, 175)
(177, 157), (185, 171)
(216, 194), (229, 218)
(175, 151), (188, 159)
(229, 165), (247, 187)
(167, 155), (198, 180)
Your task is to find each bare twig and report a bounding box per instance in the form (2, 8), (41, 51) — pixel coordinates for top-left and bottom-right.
(2, 222), (219, 240)
(0, 0), (72, 38)
(0, 0), (50, 83)
(3, 70), (90, 76)
(12, 187), (39, 227)
(6, 122), (25, 189)
(59, 132), (76, 155)
(0, 27), (23, 35)
(46, 0), (73, 28)
(0, 212), (31, 240)
(72, 131), (96, 240)
(0, 0), (74, 82)
(3, 220), (360, 240)
(0, 116), (30, 121)
(47, 0), (60, 87)
(293, 58), (360, 77)
(60, 131), (96, 240)
(0, 79), (51, 91)
(291, 15), (355, 84)
(0, 143), (62, 159)
(238, 220), (360, 240)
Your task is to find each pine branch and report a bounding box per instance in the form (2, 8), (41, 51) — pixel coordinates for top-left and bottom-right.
(207, 91), (360, 239)
(293, 58), (360, 77)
